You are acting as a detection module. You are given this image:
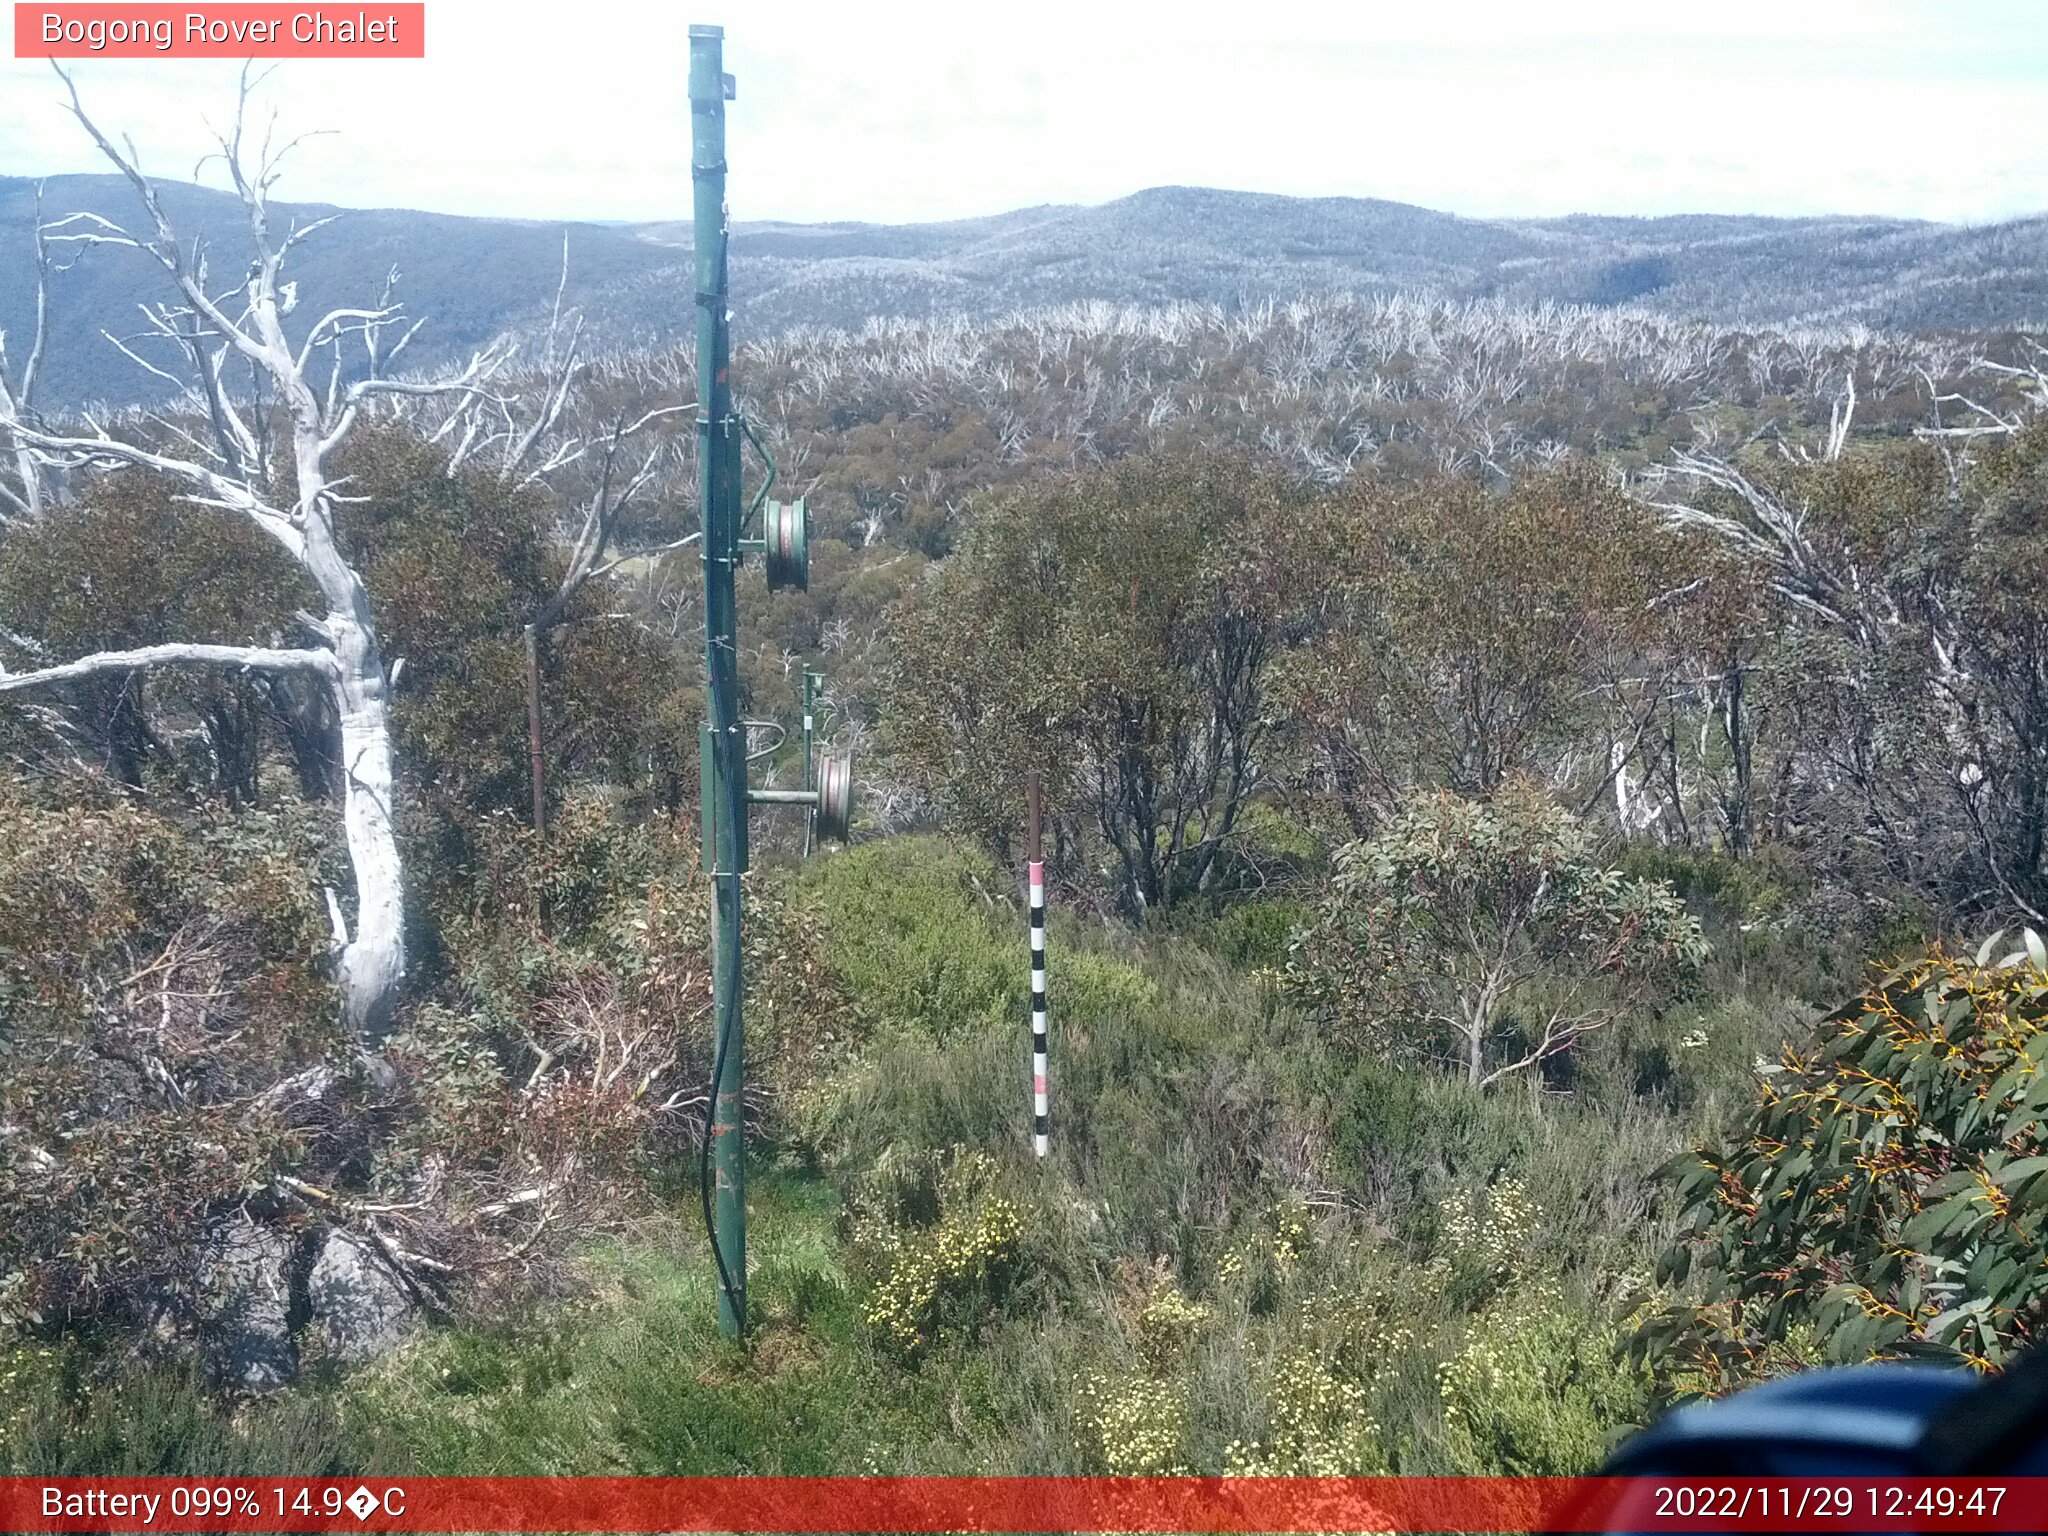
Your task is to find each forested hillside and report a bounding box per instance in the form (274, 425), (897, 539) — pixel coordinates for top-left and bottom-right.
(8, 100), (2048, 1486)
(723, 189), (2048, 341)
(9, 171), (2048, 407)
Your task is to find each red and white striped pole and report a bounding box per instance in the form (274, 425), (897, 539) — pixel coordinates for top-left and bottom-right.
(1028, 772), (1050, 1158)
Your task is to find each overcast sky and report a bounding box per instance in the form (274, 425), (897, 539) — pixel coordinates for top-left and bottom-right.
(3, 0), (2045, 227)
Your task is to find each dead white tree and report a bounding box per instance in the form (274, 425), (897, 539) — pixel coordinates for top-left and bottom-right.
(1641, 447), (1863, 635)
(0, 180), (53, 523)
(0, 68), (506, 1059)
(1637, 415), (2043, 909)
(1913, 346), (2048, 448)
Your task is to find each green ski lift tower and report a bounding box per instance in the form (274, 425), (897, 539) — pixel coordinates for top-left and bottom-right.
(690, 22), (853, 1339)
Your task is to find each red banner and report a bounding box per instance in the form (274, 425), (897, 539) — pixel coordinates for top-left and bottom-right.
(14, 4), (425, 58)
(4, 1476), (2047, 1533)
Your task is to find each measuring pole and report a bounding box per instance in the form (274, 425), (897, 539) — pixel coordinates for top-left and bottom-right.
(1028, 773), (1049, 1158)
(691, 22), (746, 1339)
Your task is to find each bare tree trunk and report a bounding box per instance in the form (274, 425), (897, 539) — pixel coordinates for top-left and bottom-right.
(0, 180), (52, 525)
(1723, 653), (1753, 857)
(493, 399), (695, 853)
(282, 385), (410, 1045)
(330, 615), (405, 1046)
(522, 622), (553, 934)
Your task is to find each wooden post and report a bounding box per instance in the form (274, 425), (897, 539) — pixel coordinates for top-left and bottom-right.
(524, 622), (550, 933)
(524, 623), (547, 840)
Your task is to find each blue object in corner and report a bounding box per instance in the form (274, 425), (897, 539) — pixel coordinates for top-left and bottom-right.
(1605, 1363), (1978, 1476)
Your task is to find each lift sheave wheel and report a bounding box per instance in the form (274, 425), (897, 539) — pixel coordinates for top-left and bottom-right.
(815, 752), (853, 843)
(763, 498), (809, 592)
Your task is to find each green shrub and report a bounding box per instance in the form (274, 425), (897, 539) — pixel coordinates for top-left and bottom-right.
(1440, 1283), (1648, 1474)
(803, 839), (1018, 1039)
(0, 777), (341, 1334)
(1058, 949), (1162, 1026)
(1617, 844), (1805, 930)
(1287, 784), (1706, 1089)
(1202, 897), (1310, 971)
(1232, 800), (1322, 866)
(0, 1341), (355, 1476)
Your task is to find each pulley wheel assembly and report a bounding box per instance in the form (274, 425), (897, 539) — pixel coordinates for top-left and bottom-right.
(762, 497), (809, 592)
(814, 752), (853, 842)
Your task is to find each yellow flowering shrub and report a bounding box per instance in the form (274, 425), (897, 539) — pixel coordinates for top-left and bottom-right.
(1430, 1177), (1540, 1298)
(1298, 1282), (1417, 1368)
(1135, 1273), (1212, 1371)
(852, 1148), (1025, 1354)
(1073, 1263), (1213, 1474)
(1226, 1346), (1386, 1475)
(1079, 1372), (1190, 1474)
(1272, 1201), (1310, 1267)
(1215, 1197), (1316, 1302)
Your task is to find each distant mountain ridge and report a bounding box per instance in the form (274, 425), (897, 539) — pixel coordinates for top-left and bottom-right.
(5, 175), (2047, 409)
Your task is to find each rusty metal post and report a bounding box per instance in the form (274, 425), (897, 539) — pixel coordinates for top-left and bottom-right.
(524, 624), (546, 841)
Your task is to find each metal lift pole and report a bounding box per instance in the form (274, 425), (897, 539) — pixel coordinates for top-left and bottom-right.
(690, 21), (747, 1340)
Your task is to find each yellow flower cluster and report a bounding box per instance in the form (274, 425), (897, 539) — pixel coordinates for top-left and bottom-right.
(1079, 1372), (1190, 1475)
(1136, 1276), (1212, 1371)
(1226, 1347), (1384, 1476)
(1216, 1197), (1317, 1288)
(1300, 1285), (1417, 1365)
(1273, 1201), (1310, 1266)
(857, 1149), (1025, 1354)
(1431, 1177), (1540, 1282)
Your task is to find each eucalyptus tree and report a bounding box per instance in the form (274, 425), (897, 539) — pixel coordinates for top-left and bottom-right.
(1282, 465), (1689, 834)
(1286, 785), (1707, 1090)
(890, 454), (1303, 914)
